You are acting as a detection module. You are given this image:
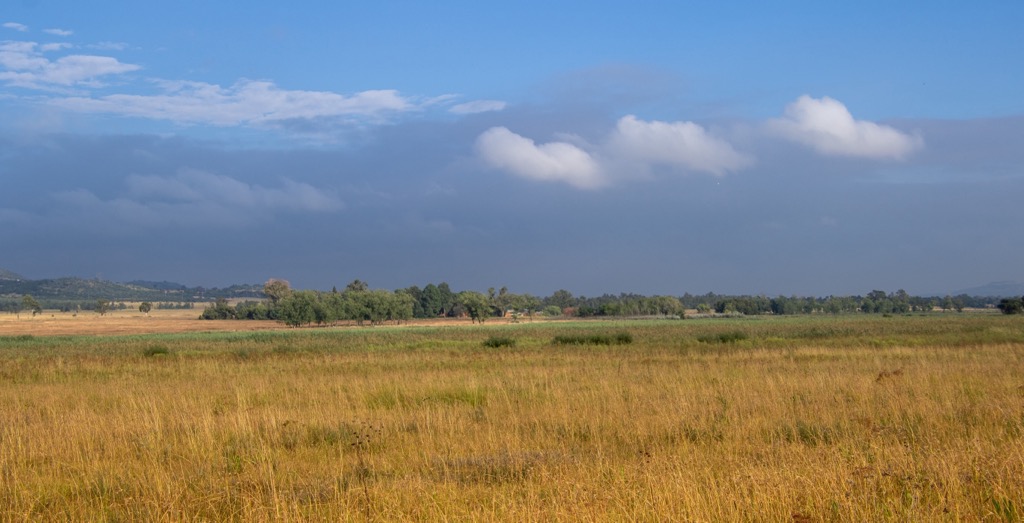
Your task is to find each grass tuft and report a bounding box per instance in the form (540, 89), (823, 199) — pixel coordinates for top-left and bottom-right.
(482, 336), (516, 348)
(552, 331), (633, 345)
(696, 331), (748, 344)
(142, 345), (170, 357)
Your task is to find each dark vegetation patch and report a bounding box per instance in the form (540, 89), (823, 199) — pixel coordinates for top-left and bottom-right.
(552, 332), (633, 345)
(697, 331), (748, 344)
(482, 336), (516, 348)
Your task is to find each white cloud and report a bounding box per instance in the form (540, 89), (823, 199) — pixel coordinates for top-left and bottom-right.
(768, 95), (923, 159)
(43, 28), (73, 37)
(0, 41), (140, 88)
(40, 42), (73, 52)
(476, 127), (605, 189)
(477, 115), (751, 189)
(53, 79), (422, 127)
(607, 115), (751, 175)
(3, 22), (28, 32)
(449, 100), (507, 115)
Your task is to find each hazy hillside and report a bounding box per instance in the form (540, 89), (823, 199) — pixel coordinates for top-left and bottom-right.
(950, 281), (1024, 298)
(0, 268), (24, 281)
(0, 269), (263, 303)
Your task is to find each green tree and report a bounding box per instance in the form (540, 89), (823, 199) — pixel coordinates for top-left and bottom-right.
(263, 279), (292, 306)
(139, 301), (153, 316)
(345, 279), (369, 293)
(420, 283), (456, 317)
(458, 291), (491, 323)
(546, 289), (575, 310)
(277, 290), (317, 327)
(653, 295), (684, 317)
(95, 299), (111, 316)
(22, 295), (42, 317)
(997, 297), (1024, 315)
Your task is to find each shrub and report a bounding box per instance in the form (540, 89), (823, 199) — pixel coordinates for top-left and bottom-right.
(552, 332), (633, 346)
(697, 331), (748, 344)
(143, 345), (170, 357)
(997, 297), (1024, 315)
(543, 305), (563, 317)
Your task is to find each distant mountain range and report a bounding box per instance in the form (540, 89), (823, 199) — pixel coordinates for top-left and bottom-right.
(949, 281), (1024, 298)
(0, 268), (263, 303)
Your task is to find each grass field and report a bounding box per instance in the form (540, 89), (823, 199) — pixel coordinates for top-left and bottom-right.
(1, 313), (1023, 521)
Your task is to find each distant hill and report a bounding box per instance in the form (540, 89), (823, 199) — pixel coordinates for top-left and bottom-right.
(126, 280), (189, 291)
(950, 281), (1024, 298)
(0, 275), (263, 304)
(0, 268), (24, 281)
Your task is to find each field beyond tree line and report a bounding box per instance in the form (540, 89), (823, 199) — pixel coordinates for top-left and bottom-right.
(1, 313), (1023, 521)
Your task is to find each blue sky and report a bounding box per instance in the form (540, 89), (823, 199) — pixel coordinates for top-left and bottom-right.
(1, 1), (1022, 296)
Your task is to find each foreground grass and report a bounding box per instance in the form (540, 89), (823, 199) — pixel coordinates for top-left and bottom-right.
(1, 314), (1023, 521)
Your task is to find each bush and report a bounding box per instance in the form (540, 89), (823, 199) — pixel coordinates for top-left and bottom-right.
(543, 305), (563, 317)
(997, 297), (1024, 315)
(552, 332), (633, 346)
(143, 345), (170, 357)
(697, 331), (748, 344)
(482, 336), (516, 348)
(199, 298), (236, 320)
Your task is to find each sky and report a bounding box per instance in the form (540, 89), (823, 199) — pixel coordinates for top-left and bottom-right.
(1, 1), (1022, 297)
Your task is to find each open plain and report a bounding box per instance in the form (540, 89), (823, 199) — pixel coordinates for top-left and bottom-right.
(1, 312), (1023, 521)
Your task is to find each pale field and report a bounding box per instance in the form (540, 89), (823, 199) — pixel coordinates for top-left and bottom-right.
(1, 314), (1023, 521)
(0, 307), (513, 337)
(0, 307), (282, 336)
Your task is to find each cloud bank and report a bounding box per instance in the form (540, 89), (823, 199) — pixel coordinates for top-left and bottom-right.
(54, 79), (420, 127)
(767, 95), (923, 159)
(478, 96), (926, 189)
(449, 100), (507, 114)
(0, 38), (457, 136)
(0, 41), (140, 88)
(53, 169), (343, 230)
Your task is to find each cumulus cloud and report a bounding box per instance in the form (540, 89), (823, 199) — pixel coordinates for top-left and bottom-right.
(476, 127), (605, 189)
(3, 22), (28, 32)
(768, 95), (923, 159)
(0, 41), (140, 88)
(477, 115), (749, 189)
(43, 28), (73, 37)
(607, 115), (751, 175)
(449, 100), (507, 115)
(53, 79), (422, 127)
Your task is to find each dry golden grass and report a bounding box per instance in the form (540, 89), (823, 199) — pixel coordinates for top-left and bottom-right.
(0, 307), (284, 336)
(1, 315), (1022, 521)
(0, 307), (525, 336)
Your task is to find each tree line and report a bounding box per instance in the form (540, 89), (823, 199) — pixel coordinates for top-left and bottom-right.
(3, 281), (1006, 323)
(190, 280), (1003, 328)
